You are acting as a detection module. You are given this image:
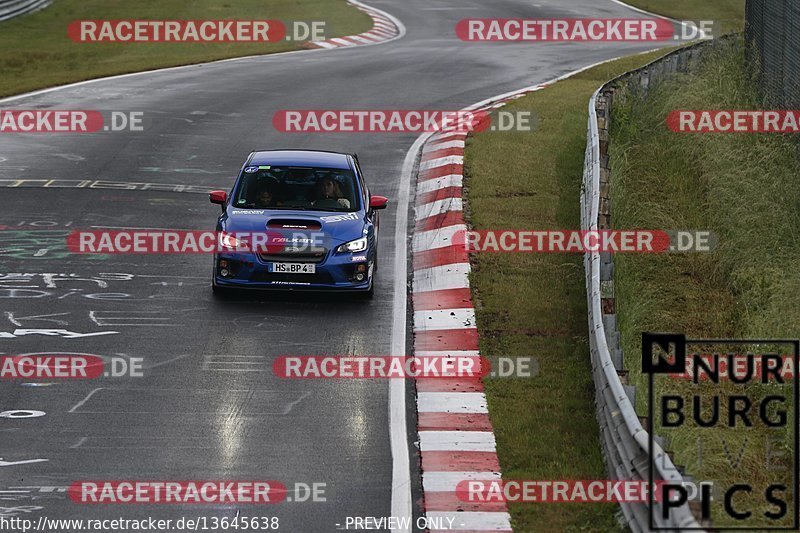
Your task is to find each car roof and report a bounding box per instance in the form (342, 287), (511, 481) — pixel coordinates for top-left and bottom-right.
(248, 150), (351, 170)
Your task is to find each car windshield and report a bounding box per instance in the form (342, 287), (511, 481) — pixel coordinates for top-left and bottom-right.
(232, 165), (360, 212)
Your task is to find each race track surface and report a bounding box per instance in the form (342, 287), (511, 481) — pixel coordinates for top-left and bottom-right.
(0, 0), (678, 530)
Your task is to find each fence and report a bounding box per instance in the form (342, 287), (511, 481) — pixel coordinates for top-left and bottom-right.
(0, 0), (51, 21)
(745, 0), (800, 109)
(581, 42), (723, 532)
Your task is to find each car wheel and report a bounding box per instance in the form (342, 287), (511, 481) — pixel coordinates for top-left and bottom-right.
(212, 282), (229, 298)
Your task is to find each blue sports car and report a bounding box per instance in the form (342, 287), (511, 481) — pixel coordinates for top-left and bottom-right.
(209, 149), (388, 296)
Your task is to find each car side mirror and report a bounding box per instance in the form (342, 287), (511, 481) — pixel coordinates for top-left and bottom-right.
(369, 195), (388, 210)
(209, 190), (227, 207)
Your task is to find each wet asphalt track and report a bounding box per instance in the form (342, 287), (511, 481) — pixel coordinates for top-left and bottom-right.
(0, 0), (680, 530)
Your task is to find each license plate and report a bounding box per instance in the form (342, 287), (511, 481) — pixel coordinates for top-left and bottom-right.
(268, 262), (315, 274)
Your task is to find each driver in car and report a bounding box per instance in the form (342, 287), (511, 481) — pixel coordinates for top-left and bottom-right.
(312, 177), (350, 209)
(256, 186), (281, 207)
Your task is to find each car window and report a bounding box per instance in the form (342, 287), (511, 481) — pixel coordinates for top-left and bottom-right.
(231, 166), (360, 212)
(353, 157), (369, 206)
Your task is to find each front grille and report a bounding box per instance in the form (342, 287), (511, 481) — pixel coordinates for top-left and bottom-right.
(249, 271), (335, 284)
(257, 248), (327, 264)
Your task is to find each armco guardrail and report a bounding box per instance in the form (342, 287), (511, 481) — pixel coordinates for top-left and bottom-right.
(0, 0), (51, 22)
(581, 42), (721, 532)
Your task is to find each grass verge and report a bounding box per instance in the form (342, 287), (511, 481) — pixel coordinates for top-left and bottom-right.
(464, 48), (673, 532)
(0, 0), (372, 97)
(622, 0), (745, 34)
(610, 38), (798, 527)
(464, 1), (748, 529)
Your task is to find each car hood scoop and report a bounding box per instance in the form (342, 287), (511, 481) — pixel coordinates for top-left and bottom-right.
(266, 218), (322, 230)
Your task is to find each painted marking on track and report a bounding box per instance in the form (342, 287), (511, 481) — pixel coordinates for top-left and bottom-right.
(413, 264), (471, 293)
(203, 354), (269, 372)
(415, 198), (463, 221)
(231, 315), (292, 329)
(416, 174), (463, 194)
(422, 140), (464, 152)
(413, 309), (475, 331)
(0, 458), (48, 467)
(390, 119), (432, 533)
(146, 353), (192, 369)
(422, 471), (502, 492)
(4, 312), (70, 326)
(68, 387), (104, 413)
(412, 224), (467, 252)
(136, 274), (207, 279)
(70, 437), (88, 449)
(0, 506), (43, 516)
(67, 436), (213, 450)
(0, 329), (118, 339)
(10, 487), (67, 493)
(419, 156), (463, 171)
(0, 179), (220, 194)
(89, 311), (175, 327)
(282, 391), (310, 415)
(419, 431), (496, 452)
(417, 392), (488, 414)
(66, 388), (310, 415)
(0, 410), (46, 419)
(53, 154), (85, 162)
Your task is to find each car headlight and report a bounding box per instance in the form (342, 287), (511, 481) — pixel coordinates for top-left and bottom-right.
(219, 231), (245, 251)
(337, 237), (368, 253)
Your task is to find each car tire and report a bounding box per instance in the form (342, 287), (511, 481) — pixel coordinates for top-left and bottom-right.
(212, 282), (229, 298)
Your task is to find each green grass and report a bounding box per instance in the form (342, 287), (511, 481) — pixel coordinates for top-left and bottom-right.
(0, 0), (372, 97)
(622, 0), (745, 35)
(464, 0), (750, 528)
(610, 38), (798, 527)
(464, 49), (675, 532)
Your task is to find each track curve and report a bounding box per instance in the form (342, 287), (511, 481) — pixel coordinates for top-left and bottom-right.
(0, 1), (680, 531)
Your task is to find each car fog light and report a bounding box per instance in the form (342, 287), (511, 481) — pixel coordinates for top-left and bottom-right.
(220, 268), (230, 277)
(355, 273), (365, 281)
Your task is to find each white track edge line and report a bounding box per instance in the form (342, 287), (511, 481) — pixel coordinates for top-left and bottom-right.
(393, 128), (436, 533)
